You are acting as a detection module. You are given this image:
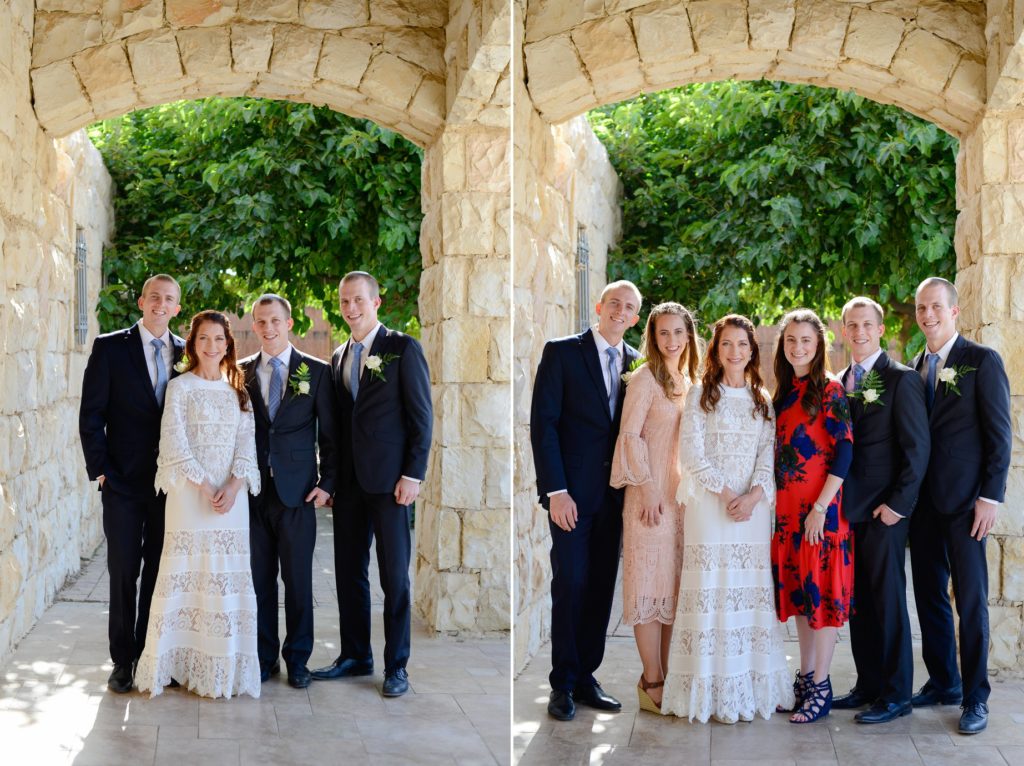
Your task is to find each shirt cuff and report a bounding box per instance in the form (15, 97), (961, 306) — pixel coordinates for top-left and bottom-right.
(979, 496), (1000, 506)
(881, 503), (904, 519)
(401, 476), (422, 484)
(547, 489), (567, 497)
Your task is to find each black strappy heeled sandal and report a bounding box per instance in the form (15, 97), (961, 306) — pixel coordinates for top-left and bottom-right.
(777, 669), (814, 713)
(790, 675), (832, 723)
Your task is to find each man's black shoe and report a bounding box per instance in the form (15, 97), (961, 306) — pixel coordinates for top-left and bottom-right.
(107, 664), (133, 694)
(855, 700), (912, 724)
(260, 661), (281, 683)
(548, 690), (575, 721)
(168, 678), (181, 688)
(833, 688), (874, 710)
(959, 702), (989, 735)
(382, 668), (409, 697)
(573, 683), (621, 711)
(911, 682), (962, 707)
(287, 665), (312, 689)
(310, 656), (374, 680)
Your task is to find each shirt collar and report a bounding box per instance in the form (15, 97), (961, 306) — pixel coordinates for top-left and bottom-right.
(261, 344), (293, 370)
(591, 323), (624, 358)
(929, 332), (959, 364)
(137, 320), (171, 347)
(853, 347), (884, 374)
(350, 322), (382, 353)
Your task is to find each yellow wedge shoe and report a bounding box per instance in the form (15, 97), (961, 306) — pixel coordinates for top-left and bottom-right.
(638, 675), (664, 713)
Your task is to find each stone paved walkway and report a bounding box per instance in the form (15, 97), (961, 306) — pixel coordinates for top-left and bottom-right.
(0, 508), (510, 766)
(514, 560), (1024, 765)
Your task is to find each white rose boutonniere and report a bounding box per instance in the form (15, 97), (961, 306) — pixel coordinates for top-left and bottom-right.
(173, 355), (190, 373)
(365, 353), (399, 382)
(848, 369), (885, 408)
(938, 364), (976, 397)
(289, 362), (312, 396)
(621, 357), (646, 385)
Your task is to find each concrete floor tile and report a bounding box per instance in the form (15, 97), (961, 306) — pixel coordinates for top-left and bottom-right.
(238, 736), (370, 765)
(1000, 746), (1024, 765)
(198, 697), (280, 739)
(154, 728), (240, 766)
(67, 723), (160, 766)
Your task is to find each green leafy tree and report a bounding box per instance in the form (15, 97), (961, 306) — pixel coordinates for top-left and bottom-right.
(589, 81), (959, 352)
(88, 98), (423, 335)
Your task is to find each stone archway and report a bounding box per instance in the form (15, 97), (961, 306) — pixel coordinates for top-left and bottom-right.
(0, 0), (510, 663)
(514, 0), (1024, 673)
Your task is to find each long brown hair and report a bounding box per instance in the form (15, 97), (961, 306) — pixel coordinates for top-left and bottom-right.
(639, 302), (700, 399)
(700, 314), (771, 420)
(182, 310), (250, 411)
(772, 308), (831, 418)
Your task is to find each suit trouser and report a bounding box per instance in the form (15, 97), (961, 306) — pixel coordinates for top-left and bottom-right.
(332, 478), (412, 673)
(848, 516), (913, 704)
(909, 505), (990, 705)
(102, 486), (165, 666)
(250, 476), (316, 670)
(548, 491), (623, 692)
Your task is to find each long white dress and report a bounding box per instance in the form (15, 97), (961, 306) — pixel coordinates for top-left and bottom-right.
(661, 383), (793, 723)
(136, 372), (262, 699)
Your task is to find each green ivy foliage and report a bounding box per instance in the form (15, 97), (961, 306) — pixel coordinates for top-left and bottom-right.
(88, 98), (423, 336)
(589, 81), (959, 353)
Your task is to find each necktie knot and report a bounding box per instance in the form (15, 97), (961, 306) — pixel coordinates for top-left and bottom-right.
(270, 357), (283, 370)
(151, 338), (164, 351)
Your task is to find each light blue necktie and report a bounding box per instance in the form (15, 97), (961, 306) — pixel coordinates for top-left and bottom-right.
(268, 357), (284, 420)
(350, 341), (364, 401)
(151, 338), (168, 405)
(606, 347), (620, 416)
(925, 353), (939, 412)
(852, 363), (865, 392)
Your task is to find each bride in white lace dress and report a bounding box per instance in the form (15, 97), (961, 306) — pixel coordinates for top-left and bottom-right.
(661, 315), (793, 723)
(136, 310), (262, 698)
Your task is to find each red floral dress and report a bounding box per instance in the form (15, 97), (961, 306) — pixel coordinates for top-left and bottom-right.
(771, 376), (854, 628)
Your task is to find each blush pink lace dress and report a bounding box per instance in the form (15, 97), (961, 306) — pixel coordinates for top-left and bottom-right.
(611, 365), (687, 626)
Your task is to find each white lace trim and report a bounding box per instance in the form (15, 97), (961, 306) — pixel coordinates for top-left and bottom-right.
(136, 646), (261, 699)
(151, 606), (257, 638)
(682, 542), (772, 571)
(623, 595), (676, 626)
(671, 624), (782, 657)
(661, 668), (795, 723)
(153, 571), (254, 598)
(164, 528), (250, 555)
(676, 585), (775, 615)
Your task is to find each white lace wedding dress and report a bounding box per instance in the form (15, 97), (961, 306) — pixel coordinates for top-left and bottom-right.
(661, 383), (793, 722)
(136, 372), (262, 698)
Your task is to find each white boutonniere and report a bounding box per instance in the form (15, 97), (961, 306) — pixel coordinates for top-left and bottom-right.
(848, 369), (885, 408)
(938, 364), (976, 397)
(365, 353), (399, 382)
(289, 362), (311, 396)
(173, 355), (190, 373)
(621, 357), (645, 384)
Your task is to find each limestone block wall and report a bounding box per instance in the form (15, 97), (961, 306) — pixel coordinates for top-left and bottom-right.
(413, 0), (511, 634)
(0, 0), (113, 665)
(512, 2), (621, 672)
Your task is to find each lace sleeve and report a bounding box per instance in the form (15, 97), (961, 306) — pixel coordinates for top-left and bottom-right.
(231, 404), (261, 495)
(155, 379), (207, 493)
(678, 384), (726, 497)
(610, 367), (656, 488)
(751, 397), (776, 504)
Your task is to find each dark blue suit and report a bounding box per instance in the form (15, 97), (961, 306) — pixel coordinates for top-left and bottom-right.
(909, 334), (1011, 706)
(330, 326), (432, 673)
(530, 328), (638, 692)
(841, 352), (929, 705)
(78, 323), (184, 666)
(242, 349), (337, 672)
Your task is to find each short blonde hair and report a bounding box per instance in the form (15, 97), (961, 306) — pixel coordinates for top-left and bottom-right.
(599, 279), (642, 309)
(841, 296), (884, 323)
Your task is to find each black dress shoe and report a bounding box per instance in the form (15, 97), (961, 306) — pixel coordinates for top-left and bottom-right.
(287, 665), (312, 689)
(959, 702), (989, 735)
(168, 678), (181, 688)
(260, 661), (281, 683)
(108, 664), (133, 694)
(833, 688), (874, 710)
(310, 656), (374, 680)
(573, 683), (621, 711)
(911, 682), (962, 707)
(855, 700), (912, 724)
(548, 690), (575, 721)
(382, 668), (409, 697)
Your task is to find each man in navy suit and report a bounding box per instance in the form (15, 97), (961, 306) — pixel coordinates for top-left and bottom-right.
(79, 274), (185, 693)
(530, 280), (642, 721)
(241, 294), (337, 689)
(909, 277), (1011, 735)
(831, 297), (929, 723)
(312, 271), (432, 698)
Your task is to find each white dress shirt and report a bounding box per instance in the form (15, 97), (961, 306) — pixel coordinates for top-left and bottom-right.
(138, 320), (174, 390)
(846, 347), (884, 392)
(256, 344), (293, 406)
(342, 322), (382, 393)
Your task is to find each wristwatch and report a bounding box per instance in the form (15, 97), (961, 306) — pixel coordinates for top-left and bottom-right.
(813, 502), (826, 515)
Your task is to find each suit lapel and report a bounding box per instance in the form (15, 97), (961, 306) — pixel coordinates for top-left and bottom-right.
(169, 335), (186, 380)
(243, 356), (270, 423)
(274, 350), (304, 417)
(930, 335), (967, 420)
(580, 329), (612, 420)
(357, 326), (389, 394)
(127, 325), (160, 407)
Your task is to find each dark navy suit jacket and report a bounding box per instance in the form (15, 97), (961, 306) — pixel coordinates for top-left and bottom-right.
(911, 334), (1011, 514)
(530, 328), (639, 515)
(78, 323), (185, 498)
(331, 326), (432, 494)
(242, 349), (337, 508)
(840, 351), (930, 523)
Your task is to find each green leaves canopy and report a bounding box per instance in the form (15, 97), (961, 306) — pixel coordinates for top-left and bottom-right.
(88, 98), (423, 334)
(589, 81), (959, 350)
